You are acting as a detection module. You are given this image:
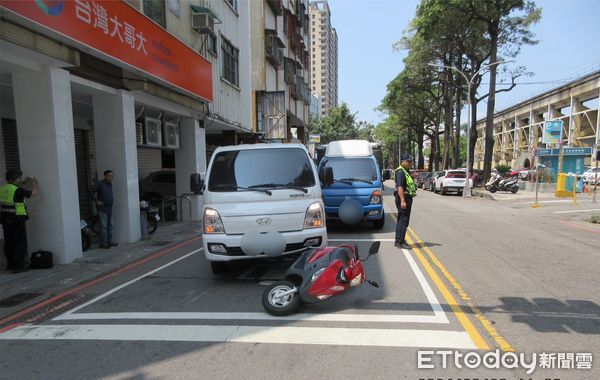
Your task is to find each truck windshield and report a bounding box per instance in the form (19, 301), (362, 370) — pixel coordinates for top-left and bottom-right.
(322, 157), (377, 183)
(208, 148), (316, 192)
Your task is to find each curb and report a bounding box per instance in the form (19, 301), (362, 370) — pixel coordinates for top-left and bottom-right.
(472, 189), (496, 200)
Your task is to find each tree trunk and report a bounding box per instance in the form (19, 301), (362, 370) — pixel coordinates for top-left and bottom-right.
(442, 75), (453, 169)
(454, 81), (462, 167)
(483, 27), (499, 183)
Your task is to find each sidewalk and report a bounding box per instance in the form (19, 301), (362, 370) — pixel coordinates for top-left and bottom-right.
(472, 187), (558, 201)
(0, 221), (202, 323)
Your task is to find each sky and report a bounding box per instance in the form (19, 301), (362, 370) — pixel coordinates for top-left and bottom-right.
(327, 0), (600, 125)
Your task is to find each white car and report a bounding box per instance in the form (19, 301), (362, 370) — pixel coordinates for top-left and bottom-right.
(434, 170), (473, 195)
(582, 167), (600, 185)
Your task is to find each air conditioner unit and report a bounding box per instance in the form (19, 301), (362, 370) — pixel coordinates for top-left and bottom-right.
(192, 13), (215, 37)
(144, 117), (162, 147)
(135, 122), (143, 144)
(163, 121), (180, 149)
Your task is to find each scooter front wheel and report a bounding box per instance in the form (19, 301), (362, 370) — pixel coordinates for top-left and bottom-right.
(262, 281), (301, 316)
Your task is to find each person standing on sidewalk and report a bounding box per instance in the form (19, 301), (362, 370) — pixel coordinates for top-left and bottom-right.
(394, 155), (416, 249)
(91, 170), (118, 249)
(0, 169), (38, 273)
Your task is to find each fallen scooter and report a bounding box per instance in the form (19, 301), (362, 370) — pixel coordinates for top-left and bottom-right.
(262, 242), (380, 316)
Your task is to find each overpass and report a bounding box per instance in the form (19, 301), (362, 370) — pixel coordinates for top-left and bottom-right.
(474, 69), (599, 169)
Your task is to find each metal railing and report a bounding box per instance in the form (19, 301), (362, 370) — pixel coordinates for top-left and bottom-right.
(161, 194), (193, 226)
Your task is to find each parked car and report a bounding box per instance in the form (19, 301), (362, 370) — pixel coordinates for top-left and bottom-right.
(582, 167), (600, 185)
(426, 171), (445, 192)
(416, 171), (430, 188)
(140, 170), (176, 202)
(434, 170), (473, 195)
(510, 167), (532, 181)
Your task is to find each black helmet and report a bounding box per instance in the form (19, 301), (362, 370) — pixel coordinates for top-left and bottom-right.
(6, 169), (23, 181)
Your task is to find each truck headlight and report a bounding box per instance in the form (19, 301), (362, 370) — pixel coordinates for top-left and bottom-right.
(304, 202), (324, 229)
(203, 208), (225, 234)
(370, 190), (382, 204)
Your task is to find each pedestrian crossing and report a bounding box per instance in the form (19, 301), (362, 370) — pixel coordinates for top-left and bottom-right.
(0, 241), (485, 350)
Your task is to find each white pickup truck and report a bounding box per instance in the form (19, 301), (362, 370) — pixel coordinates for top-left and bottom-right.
(198, 143), (329, 274)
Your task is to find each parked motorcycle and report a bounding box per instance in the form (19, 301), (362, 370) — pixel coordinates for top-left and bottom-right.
(140, 200), (160, 234)
(485, 171), (519, 194)
(262, 242), (380, 316)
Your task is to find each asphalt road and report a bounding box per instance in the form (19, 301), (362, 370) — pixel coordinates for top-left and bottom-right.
(1, 182), (598, 380)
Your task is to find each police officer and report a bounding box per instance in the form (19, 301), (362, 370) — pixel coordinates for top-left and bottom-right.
(394, 155), (416, 249)
(0, 169), (38, 273)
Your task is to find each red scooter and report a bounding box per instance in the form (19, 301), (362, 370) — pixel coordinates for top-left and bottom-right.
(262, 242), (380, 316)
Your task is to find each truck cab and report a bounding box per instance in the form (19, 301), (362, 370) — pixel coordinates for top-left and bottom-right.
(201, 143), (328, 274)
(317, 140), (385, 229)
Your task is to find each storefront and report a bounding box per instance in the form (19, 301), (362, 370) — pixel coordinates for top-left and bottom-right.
(0, 1), (212, 264)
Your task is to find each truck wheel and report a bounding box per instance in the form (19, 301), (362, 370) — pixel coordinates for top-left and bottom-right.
(262, 281), (301, 316)
(210, 261), (229, 274)
(373, 212), (385, 229)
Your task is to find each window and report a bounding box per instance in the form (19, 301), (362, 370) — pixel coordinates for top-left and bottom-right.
(143, 0), (166, 28)
(207, 34), (217, 56)
(208, 148), (316, 191)
(225, 0), (237, 12)
(221, 38), (239, 86)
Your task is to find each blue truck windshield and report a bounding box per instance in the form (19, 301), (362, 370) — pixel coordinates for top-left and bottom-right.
(323, 157), (378, 183)
(208, 148), (316, 191)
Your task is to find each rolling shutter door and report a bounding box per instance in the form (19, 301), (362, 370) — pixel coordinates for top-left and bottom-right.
(74, 129), (92, 221)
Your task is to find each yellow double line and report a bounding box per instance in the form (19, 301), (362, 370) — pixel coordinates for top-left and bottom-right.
(391, 214), (515, 352)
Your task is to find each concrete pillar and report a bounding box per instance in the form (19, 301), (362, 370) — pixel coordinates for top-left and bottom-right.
(92, 90), (141, 243)
(12, 66), (81, 264)
(175, 118), (206, 221)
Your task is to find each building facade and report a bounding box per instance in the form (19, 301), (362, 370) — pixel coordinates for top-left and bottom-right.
(308, 0), (337, 117)
(250, 0), (311, 143)
(0, 0), (315, 266)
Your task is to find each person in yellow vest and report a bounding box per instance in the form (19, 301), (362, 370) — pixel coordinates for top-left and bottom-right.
(394, 155), (416, 249)
(0, 169), (38, 273)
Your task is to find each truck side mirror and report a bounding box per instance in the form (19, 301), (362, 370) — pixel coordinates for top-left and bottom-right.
(319, 166), (334, 187)
(190, 173), (204, 194)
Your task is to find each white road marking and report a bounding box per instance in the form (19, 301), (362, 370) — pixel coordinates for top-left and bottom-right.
(331, 239), (448, 324)
(329, 238), (397, 242)
(0, 324), (476, 349)
(515, 199), (592, 205)
(400, 248), (448, 323)
(553, 209), (600, 214)
(54, 311), (447, 323)
(56, 248), (202, 319)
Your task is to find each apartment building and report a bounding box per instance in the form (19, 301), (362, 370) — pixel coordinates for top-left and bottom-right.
(250, 0), (311, 142)
(308, 0), (338, 117)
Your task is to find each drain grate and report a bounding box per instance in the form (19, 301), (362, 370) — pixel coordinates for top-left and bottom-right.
(151, 241), (173, 246)
(0, 293), (44, 308)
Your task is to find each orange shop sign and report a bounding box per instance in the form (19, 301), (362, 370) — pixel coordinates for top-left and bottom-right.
(0, 0), (213, 102)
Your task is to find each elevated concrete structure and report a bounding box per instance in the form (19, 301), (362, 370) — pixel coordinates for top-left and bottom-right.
(474, 70), (600, 169)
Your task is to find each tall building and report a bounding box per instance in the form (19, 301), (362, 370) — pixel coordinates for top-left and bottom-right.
(309, 0), (338, 117)
(250, 0), (311, 143)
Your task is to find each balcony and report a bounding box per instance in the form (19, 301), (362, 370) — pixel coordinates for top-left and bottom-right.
(284, 58), (296, 85)
(266, 0), (283, 16)
(265, 29), (284, 68)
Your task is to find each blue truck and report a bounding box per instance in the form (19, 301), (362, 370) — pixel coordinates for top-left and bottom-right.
(318, 140), (385, 229)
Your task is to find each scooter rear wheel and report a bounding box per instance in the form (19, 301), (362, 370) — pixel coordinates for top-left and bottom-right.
(262, 281), (301, 316)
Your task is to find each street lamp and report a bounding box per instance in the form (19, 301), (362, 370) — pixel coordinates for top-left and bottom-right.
(428, 59), (514, 197)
